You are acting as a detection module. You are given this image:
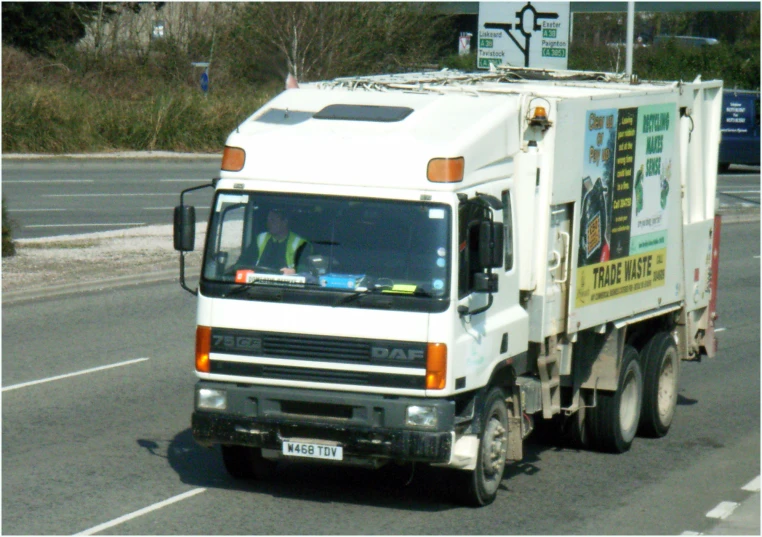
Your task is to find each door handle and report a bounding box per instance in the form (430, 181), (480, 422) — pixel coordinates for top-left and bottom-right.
(553, 230), (570, 284)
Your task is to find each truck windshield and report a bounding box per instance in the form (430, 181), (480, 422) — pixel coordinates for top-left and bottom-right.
(202, 191), (452, 301)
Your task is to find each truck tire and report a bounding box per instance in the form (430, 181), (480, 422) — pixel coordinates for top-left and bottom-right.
(589, 345), (643, 453)
(453, 387), (509, 507)
(638, 332), (679, 438)
(221, 445), (277, 480)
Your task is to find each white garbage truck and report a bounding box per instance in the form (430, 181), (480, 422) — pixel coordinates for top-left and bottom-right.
(174, 67), (723, 506)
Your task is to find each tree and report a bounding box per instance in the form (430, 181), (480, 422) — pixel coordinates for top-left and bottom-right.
(224, 2), (451, 83)
(2, 3), (102, 55)
(1, 2), (165, 57)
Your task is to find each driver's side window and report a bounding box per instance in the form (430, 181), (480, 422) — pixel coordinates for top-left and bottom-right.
(458, 203), (489, 298)
(207, 203), (247, 278)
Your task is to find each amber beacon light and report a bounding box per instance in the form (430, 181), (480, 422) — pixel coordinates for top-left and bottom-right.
(196, 325), (212, 373)
(427, 157), (464, 183)
(221, 146), (246, 172)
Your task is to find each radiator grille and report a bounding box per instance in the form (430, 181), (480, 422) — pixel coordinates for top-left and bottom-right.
(209, 361), (425, 389)
(210, 327), (426, 369)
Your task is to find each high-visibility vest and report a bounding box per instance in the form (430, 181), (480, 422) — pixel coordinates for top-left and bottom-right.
(256, 231), (306, 268)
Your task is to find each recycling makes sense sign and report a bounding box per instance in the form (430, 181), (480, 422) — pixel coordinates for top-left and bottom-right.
(478, 2), (570, 70)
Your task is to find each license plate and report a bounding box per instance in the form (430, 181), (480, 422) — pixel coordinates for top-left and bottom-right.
(282, 441), (343, 461)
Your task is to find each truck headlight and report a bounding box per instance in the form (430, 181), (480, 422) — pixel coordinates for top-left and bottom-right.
(198, 388), (227, 410)
(405, 405), (438, 428)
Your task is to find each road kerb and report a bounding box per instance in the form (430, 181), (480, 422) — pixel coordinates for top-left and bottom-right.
(2, 269), (184, 305)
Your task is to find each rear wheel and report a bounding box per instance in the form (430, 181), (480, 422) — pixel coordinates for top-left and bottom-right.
(221, 445), (277, 480)
(638, 332), (679, 437)
(452, 387), (509, 507)
(589, 345), (643, 453)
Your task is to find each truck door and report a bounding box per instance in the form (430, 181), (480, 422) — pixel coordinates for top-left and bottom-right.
(452, 188), (528, 392)
(548, 203), (573, 335)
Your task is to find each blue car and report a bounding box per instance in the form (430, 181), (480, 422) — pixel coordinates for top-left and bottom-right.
(719, 89), (760, 171)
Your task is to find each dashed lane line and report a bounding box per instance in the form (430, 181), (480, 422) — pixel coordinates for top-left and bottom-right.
(142, 206), (209, 211)
(159, 178), (215, 182)
(8, 208), (69, 212)
(742, 476), (760, 492)
(3, 179), (94, 183)
(25, 223), (146, 229)
(42, 193), (175, 197)
(706, 501), (740, 520)
(681, 475), (760, 534)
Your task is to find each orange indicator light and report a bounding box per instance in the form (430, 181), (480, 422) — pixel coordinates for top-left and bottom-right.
(426, 343), (447, 390)
(196, 325), (212, 373)
(427, 157), (464, 183)
(221, 146), (246, 172)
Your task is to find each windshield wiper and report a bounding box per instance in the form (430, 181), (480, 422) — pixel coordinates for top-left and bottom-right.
(412, 287), (435, 297)
(224, 283), (284, 301)
(332, 282), (392, 307)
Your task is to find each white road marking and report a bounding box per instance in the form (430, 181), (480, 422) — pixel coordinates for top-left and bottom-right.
(742, 476), (760, 492)
(714, 327), (727, 333)
(719, 190), (761, 194)
(706, 501), (740, 520)
(683, 477), (761, 534)
(2, 358), (150, 392)
(3, 179), (94, 183)
(43, 193), (174, 197)
(160, 178), (215, 182)
(25, 223), (145, 229)
(8, 208), (69, 212)
(143, 207), (209, 211)
(75, 488), (206, 535)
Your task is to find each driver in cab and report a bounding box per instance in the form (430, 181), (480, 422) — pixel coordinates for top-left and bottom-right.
(255, 208), (308, 275)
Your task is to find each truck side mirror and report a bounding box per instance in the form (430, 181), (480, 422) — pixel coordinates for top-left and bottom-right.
(473, 272), (499, 293)
(174, 205), (196, 252)
(479, 221), (504, 269)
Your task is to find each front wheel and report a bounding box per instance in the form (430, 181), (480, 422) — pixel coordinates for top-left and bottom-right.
(638, 332), (680, 438)
(452, 387), (509, 507)
(588, 345), (643, 453)
(221, 445), (277, 480)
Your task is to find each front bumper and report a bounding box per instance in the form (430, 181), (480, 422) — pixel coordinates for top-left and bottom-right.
(192, 382), (455, 464)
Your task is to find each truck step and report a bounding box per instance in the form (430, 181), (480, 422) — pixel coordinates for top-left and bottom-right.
(537, 355), (561, 419)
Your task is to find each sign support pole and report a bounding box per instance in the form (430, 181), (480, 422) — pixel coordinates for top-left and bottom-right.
(626, 1), (635, 78)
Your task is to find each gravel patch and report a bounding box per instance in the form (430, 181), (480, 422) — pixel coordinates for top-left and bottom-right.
(2, 224), (205, 293)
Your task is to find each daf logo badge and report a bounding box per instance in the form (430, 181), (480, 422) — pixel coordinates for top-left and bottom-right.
(371, 347), (424, 361)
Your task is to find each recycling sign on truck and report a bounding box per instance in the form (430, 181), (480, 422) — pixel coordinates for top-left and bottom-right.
(478, 2), (570, 70)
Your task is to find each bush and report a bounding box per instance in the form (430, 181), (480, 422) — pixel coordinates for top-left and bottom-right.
(2, 196), (16, 257)
(441, 52), (478, 71)
(569, 40), (760, 90)
(1, 67), (277, 153)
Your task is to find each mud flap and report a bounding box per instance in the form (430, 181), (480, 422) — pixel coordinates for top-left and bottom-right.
(507, 416), (523, 461)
